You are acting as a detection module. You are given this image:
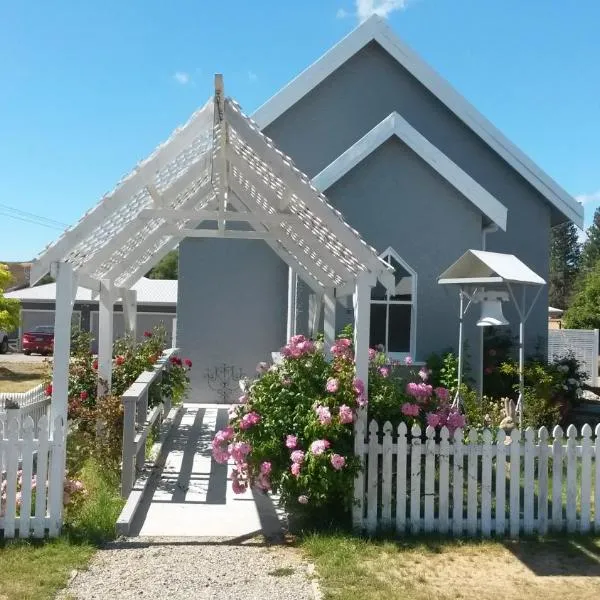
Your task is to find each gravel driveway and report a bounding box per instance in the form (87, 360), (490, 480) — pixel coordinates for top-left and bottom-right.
(58, 539), (316, 600)
(0, 352), (47, 364)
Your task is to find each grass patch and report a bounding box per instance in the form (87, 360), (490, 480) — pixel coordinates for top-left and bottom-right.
(0, 362), (46, 393)
(301, 533), (600, 600)
(0, 459), (124, 600)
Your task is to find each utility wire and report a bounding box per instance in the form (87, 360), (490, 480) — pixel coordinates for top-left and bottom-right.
(0, 202), (68, 230)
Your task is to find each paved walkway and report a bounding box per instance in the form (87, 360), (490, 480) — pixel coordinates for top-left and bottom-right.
(130, 404), (285, 539)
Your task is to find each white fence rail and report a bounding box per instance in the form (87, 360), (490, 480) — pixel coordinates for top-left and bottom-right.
(356, 420), (600, 537)
(0, 414), (65, 539)
(548, 328), (599, 384)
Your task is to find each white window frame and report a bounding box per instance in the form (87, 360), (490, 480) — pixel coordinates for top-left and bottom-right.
(371, 247), (417, 361)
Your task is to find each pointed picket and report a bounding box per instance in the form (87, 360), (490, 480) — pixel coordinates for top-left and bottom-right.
(18, 417), (35, 538)
(481, 429), (493, 537)
(381, 421), (393, 529)
(509, 428), (521, 538)
(424, 426), (435, 533)
(523, 427), (535, 535)
(33, 414), (49, 538)
(452, 428), (464, 536)
(366, 420), (379, 533)
(551, 426), (564, 531)
(466, 428), (478, 536)
(537, 427), (549, 535)
(396, 422), (408, 534)
(438, 426), (450, 534)
(410, 424), (422, 533)
(353, 416), (366, 530)
(565, 425), (578, 533)
(495, 429), (506, 536)
(580, 424), (592, 534)
(4, 417), (19, 538)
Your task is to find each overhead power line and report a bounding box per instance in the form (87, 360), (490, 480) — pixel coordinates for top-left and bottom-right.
(0, 202), (69, 231)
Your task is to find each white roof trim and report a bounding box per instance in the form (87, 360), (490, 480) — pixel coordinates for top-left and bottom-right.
(312, 112), (508, 230)
(253, 15), (583, 228)
(438, 249), (545, 286)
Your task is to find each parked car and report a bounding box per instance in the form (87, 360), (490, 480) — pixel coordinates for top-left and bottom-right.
(22, 325), (54, 355)
(0, 330), (8, 354)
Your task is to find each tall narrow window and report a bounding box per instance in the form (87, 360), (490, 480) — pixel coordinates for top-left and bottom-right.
(369, 248), (416, 359)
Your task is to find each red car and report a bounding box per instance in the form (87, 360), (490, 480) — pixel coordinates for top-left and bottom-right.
(22, 325), (54, 355)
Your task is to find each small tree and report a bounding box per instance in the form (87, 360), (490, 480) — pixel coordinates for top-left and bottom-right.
(549, 222), (581, 309)
(0, 263), (20, 331)
(581, 206), (600, 273)
(563, 259), (600, 329)
(146, 250), (178, 279)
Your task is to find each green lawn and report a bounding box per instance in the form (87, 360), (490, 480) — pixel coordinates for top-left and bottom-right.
(301, 533), (600, 600)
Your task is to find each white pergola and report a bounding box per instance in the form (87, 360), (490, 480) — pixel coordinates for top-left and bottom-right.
(32, 75), (394, 441)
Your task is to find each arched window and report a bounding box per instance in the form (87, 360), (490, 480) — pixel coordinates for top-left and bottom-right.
(369, 247), (417, 360)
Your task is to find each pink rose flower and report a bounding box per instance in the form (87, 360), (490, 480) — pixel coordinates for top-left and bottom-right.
(378, 366), (389, 378)
(310, 439), (330, 455)
(326, 378), (339, 393)
(315, 405), (332, 425)
(291, 463), (302, 477)
(285, 434), (298, 449)
(330, 454), (346, 470)
(338, 404), (354, 424)
(368, 348), (376, 360)
(419, 367), (430, 382)
(291, 450), (305, 464)
(426, 412), (442, 428)
(240, 411), (261, 430)
(434, 387), (450, 402)
(401, 403), (420, 417)
(404, 356), (413, 366)
(298, 495), (309, 505)
(260, 461), (272, 475)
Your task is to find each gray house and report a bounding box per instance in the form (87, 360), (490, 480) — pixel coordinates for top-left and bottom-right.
(177, 16), (583, 401)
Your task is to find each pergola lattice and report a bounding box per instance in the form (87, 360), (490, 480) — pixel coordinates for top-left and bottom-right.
(34, 77), (393, 525)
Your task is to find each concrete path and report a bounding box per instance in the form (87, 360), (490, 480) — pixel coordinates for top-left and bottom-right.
(130, 404), (285, 539)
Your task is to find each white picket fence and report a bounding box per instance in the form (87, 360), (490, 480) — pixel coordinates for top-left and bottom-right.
(548, 328), (599, 384)
(355, 420), (600, 537)
(0, 414), (65, 538)
(0, 384), (51, 438)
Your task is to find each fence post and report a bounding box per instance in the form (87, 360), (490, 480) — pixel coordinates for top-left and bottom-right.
(121, 395), (137, 497)
(580, 424), (592, 533)
(537, 427), (549, 535)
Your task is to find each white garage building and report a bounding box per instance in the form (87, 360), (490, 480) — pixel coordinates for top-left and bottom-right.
(5, 278), (177, 352)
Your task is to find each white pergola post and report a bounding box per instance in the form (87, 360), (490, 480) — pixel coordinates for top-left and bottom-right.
(323, 289), (336, 353)
(98, 279), (114, 396)
(352, 273), (373, 530)
(286, 267), (297, 342)
(51, 262), (77, 424)
(122, 289), (137, 340)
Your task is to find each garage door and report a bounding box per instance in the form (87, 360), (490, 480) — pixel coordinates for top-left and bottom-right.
(21, 310), (81, 334)
(90, 312), (175, 352)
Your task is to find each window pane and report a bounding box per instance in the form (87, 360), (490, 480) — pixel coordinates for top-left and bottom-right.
(388, 304), (411, 352)
(370, 304), (387, 349)
(371, 280), (387, 301)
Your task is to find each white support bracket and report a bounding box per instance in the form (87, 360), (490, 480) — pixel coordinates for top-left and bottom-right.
(215, 74), (228, 235)
(323, 288), (336, 354)
(123, 289), (138, 340)
(286, 267), (297, 342)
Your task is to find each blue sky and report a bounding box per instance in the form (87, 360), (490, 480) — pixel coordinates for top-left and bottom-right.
(1, 0), (599, 262)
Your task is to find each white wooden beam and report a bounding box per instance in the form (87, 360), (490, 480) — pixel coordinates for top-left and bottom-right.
(122, 289), (137, 340)
(51, 262), (76, 424)
(167, 228), (275, 240)
(215, 74), (227, 235)
(353, 272), (372, 530)
(139, 208), (302, 226)
(309, 293), (323, 338)
(323, 288), (336, 353)
(286, 267), (297, 342)
(32, 99), (215, 283)
(98, 279), (114, 396)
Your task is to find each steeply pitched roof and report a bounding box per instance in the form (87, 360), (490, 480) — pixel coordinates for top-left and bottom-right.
(312, 112), (508, 230)
(253, 16), (583, 229)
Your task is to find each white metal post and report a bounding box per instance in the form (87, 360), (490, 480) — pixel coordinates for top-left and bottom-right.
(286, 267), (297, 342)
(352, 273), (372, 530)
(323, 289), (336, 353)
(51, 262), (76, 424)
(453, 288), (465, 409)
(98, 279), (114, 396)
(122, 288), (137, 340)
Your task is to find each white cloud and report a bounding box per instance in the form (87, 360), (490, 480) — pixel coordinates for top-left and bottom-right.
(248, 70), (258, 82)
(173, 71), (190, 85)
(356, 0), (411, 22)
(576, 190), (600, 206)
(336, 8), (349, 19)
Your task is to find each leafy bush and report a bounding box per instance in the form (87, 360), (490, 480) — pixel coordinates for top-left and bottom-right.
(211, 334), (458, 527)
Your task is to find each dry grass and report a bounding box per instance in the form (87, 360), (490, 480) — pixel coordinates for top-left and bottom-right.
(302, 534), (600, 600)
(0, 362), (47, 393)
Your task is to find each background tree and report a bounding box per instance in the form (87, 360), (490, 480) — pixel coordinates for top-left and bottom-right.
(563, 258), (600, 329)
(146, 250), (178, 279)
(581, 206), (600, 273)
(549, 222), (581, 309)
(0, 263), (21, 331)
